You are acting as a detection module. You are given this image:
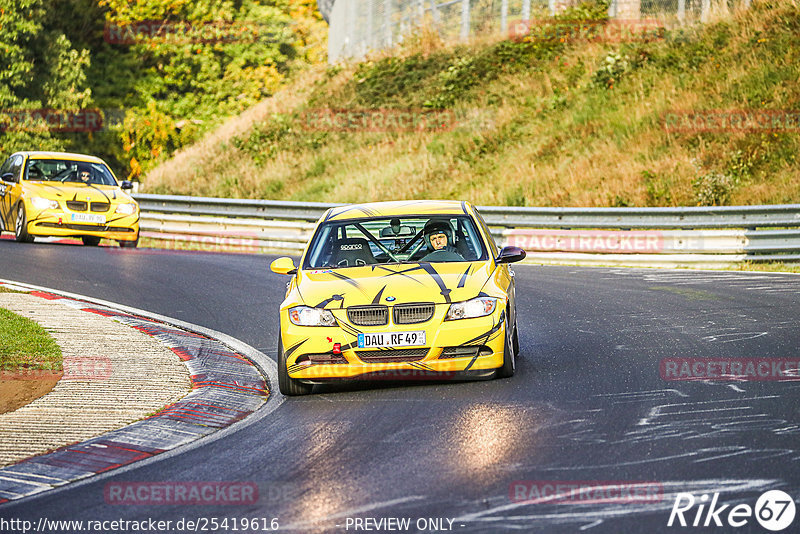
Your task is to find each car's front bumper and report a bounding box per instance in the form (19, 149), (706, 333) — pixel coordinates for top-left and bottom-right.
(25, 206), (139, 241)
(280, 305), (507, 383)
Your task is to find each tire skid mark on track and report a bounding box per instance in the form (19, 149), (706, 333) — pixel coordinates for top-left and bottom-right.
(0, 283), (269, 504)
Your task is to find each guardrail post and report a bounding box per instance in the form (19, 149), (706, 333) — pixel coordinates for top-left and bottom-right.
(701, 0), (711, 22)
(367, 0), (374, 50)
(522, 0), (530, 22)
(501, 0), (508, 32)
(385, 0), (393, 46)
(431, 0), (441, 24)
(460, 0), (470, 40)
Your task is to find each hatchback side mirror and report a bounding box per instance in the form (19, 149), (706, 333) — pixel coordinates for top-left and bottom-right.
(270, 257), (297, 275)
(1, 172), (16, 183)
(120, 180), (134, 190)
(496, 246), (526, 264)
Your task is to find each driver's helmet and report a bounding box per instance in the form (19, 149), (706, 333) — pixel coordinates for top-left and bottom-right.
(423, 219), (453, 249)
(77, 164), (92, 182)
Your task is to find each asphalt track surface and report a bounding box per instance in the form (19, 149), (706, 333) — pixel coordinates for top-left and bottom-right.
(1, 239), (799, 533)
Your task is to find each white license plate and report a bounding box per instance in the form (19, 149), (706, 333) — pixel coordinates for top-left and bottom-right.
(358, 331), (426, 348)
(71, 213), (105, 224)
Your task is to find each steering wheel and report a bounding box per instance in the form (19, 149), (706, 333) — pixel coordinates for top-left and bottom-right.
(420, 249), (464, 262)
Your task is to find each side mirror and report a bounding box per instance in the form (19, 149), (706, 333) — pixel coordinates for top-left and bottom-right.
(1, 172), (15, 183)
(496, 246), (526, 264)
(270, 257), (297, 275)
(120, 180), (134, 190)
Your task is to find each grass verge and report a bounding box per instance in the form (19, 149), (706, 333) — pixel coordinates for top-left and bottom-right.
(0, 308), (63, 372)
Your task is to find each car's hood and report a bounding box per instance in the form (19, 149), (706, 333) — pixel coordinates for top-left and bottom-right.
(296, 261), (493, 308)
(23, 182), (130, 202)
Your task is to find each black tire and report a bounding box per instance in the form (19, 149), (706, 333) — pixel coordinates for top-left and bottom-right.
(277, 334), (313, 396)
(496, 311), (516, 379)
(512, 319), (520, 356)
(119, 238), (139, 248)
(82, 236), (102, 246)
(14, 204), (33, 243)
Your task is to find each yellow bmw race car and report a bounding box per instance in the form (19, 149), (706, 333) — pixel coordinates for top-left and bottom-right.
(0, 151), (139, 247)
(270, 200), (526, 395)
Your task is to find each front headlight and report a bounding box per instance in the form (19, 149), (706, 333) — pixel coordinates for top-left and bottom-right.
(445, 297), (498, 321)
(115, 203), (137, 215)
(289, 306), (338, 327)
(31, 197), (59, 210)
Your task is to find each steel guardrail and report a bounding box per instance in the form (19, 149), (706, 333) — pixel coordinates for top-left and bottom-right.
(133, 194), (800, 266)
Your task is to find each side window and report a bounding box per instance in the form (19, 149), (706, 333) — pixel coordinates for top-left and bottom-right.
(0, 157), (13, 177)
(10, 155), (23, 181)
(473, 209), (498, 258)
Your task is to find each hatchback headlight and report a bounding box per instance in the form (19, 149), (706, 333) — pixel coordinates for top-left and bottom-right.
(115, 203), (137, 215)
(445, 297), (497, 321)
(31, 197), (59, 210)
(289, 306), (338, 327)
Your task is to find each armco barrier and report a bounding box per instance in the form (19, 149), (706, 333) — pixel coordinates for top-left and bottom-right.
(133, 194), (800, 267)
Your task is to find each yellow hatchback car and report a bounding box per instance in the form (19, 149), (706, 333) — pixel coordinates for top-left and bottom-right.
(0, 151), (139, 247)
(270, 200), (526, 395)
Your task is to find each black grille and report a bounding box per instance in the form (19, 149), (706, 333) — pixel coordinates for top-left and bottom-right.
(295, 352), (348, 365)
(347, 306), (388, 326)
(91, 202), (110, 212)
(36, 222), (135, 232)
(66, 201), (87, 211)
(440, 346), (491, 359)
(393, 303), (435, 324)
(356, 348), (429, 362)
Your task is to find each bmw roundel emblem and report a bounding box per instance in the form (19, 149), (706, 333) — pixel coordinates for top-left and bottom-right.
(386, 296), (396, 302)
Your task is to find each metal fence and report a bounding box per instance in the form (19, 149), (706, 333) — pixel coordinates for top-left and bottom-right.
(329, 0), (751, 62)
(134, 194), (800, 268)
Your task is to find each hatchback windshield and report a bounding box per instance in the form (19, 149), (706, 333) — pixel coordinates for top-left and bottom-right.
(304, 215), (488, 269)
(24, 159), (118, 186)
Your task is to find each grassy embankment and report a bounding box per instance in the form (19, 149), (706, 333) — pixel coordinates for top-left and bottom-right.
(0, 288), (62, 373)
(0, 287), (63, 413)
(144, 0), (800, 209)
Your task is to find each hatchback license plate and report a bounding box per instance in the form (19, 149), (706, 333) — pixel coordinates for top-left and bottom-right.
(358, 331), (426, 348)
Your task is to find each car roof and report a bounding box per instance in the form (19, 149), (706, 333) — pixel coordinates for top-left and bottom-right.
(17, 151), (106, 164)
(324, 200), (473, 222)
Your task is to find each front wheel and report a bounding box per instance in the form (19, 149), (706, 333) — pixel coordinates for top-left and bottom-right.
(495, 313), (516, 379)
(82, 236), (101, 246)
(119, 238), (139, 248)
(277, 334), (313, 396)
(14, 204), (33, 243)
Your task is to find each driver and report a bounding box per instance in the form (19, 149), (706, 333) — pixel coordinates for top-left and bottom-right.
(77, 165), (92, 183)
(423, 219), (463, 259)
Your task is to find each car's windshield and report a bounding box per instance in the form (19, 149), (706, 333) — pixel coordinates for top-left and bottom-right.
(23, 159), (118, 186)
(304, 215), (488, 269)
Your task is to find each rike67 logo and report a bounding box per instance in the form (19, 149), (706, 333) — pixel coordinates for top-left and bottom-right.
(668, 490), (796, 531)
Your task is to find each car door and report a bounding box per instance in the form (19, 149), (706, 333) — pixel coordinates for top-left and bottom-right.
(1, 154), (25, 230)
(0, 154), (22, 232)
